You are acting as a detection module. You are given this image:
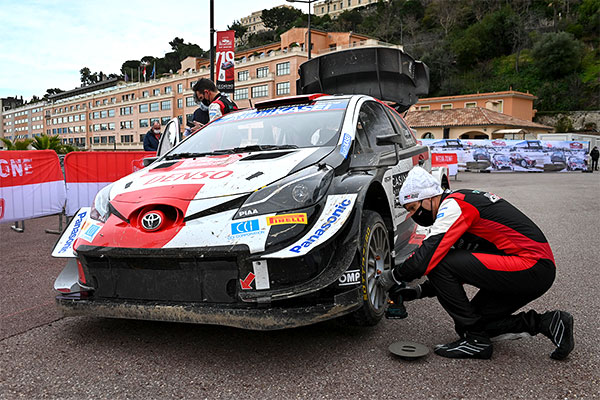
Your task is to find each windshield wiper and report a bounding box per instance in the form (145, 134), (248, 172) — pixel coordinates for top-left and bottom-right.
(164, 150), (234, 160)
(217, 144), (299, 153)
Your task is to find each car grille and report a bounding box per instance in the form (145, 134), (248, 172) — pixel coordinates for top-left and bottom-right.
(81, 255), (238, 303)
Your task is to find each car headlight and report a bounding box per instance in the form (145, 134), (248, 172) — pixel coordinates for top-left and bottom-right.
(236, 165), (333, 218)
(90, 183), (114, 222)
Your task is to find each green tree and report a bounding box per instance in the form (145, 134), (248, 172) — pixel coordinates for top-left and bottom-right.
(228, 20), (248, 41)
(261, 6), (302, 33)
(531, 32), (584, 79)
(31, 134), (78, 154)
(1, 138), (33, 150)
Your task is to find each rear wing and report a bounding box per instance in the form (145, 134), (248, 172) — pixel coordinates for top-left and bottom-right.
(297, 46), (429, 112)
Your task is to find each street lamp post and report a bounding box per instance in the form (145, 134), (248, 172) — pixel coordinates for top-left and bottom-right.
(286, 0), (314, 60)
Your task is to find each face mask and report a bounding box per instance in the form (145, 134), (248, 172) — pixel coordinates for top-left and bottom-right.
(153, 129), (160, 134)
(411, 199), (435, 227)
(201, 98), (211, 107)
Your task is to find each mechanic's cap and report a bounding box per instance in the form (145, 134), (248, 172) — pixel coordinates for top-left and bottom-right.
(398, 166), (443, 206)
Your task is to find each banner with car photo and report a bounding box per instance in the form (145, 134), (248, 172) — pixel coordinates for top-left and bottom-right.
(418, 139), (590, 172)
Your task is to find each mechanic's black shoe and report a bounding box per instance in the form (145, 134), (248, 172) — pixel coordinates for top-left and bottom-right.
(540, 310), (574, 360)
(434, 333), (493, 360)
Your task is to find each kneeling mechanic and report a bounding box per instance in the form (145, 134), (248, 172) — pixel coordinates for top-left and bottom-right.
(378, 166), (574, 360)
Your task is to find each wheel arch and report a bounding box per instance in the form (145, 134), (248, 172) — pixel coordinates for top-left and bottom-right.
(362, 181), (394, 243)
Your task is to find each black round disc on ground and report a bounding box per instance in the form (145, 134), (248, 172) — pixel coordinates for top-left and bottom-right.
(389, 341), (429, 360)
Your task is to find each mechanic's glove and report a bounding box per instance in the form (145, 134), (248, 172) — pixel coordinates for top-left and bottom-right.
(377, 269), (402, 292)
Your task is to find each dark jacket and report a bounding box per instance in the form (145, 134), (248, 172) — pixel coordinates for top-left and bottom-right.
(591, 148), (599, 161)
(143, 129), (160, 152)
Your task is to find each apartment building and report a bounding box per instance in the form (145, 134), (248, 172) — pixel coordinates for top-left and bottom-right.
(238, 4), (296, 42)
(2, 102), (45, 142)
(312, 0), (387, 18)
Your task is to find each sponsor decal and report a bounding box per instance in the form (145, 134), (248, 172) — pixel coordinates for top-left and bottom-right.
(80, 221), (102, 242)
(141, 211), (163, 231)
(392, 172), (409, 207)
(266, 213), (307, 226)
(252, 260), (270, 290)
(57, 210), (88, 254)
(237, 208), (258, 218)
(290, 199), (351, 253)
(231, 219), (260, 235)
(144, 170), (233, 185)
(215, 101), (347, 124)
(340, 133), (352, 158)
(339, 269), (361, 286)
(0, 198), (4, 220)
(484, 192), (501, 203)
(403, 192), (420, 201)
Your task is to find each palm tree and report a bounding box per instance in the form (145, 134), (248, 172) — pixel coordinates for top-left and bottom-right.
(1, 137), (33, 150)
(31, 134), (77, 154)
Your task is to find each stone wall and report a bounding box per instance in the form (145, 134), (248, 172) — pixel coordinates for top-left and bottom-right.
(535, 110), (600, 132)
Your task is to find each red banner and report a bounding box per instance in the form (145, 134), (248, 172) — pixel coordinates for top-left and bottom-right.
(216, 30), (235, 93)
(0, 150), (66, 222)
(431, 153), (458, 166)
(63, 151), (154, 215)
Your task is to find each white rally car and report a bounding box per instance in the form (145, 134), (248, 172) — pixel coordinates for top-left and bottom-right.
(52, 48), (448, 330)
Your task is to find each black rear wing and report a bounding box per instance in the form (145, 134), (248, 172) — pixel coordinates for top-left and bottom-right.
(297, 46), (429, 112)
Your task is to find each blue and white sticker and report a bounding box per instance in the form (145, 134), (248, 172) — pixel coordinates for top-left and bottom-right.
(52, 208), (90, 258)
(80, 222), (102, 242)
(340, 133), (352, 158)
(231, 219), (260, 235)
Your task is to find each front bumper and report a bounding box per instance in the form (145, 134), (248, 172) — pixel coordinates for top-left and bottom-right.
(56, 287), (362, 330)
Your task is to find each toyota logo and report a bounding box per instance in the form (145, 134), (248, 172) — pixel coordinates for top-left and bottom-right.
(141, 212), (162, 231)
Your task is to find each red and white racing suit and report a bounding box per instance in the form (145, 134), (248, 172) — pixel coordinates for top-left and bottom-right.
(394, 189), (556, 337)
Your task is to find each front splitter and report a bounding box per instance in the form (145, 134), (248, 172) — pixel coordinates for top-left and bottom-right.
(56, 287), (363, 331)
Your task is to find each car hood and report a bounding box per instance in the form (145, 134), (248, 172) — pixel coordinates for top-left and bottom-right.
(108, 148), (320, 203)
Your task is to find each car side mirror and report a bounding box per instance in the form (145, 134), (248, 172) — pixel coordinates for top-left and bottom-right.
(376, 134), (403, 148)
(143, 157), (158, 167)
(157, 118), (181, 157)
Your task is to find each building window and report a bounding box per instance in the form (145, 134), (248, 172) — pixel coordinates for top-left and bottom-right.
(108, 109), (115, 117)
(276, 82), (290, 96)
(139, 119), (149, 128)
(93, 112), (100, 119)
(251, 85), (269, 98)
(276, 62), (290, 76)
(178, 98), (183, 108)
(238, 70), (249, 81)
(120, 106), (132, 115)
(150, 118), (159, 125)
(139, 104), (149, 113)
(149, 102), (159, 112)
(161, 100), (171, 110)
(121, 135), (134, 143)
(441, 104), (453, 110)
(422, 132), (434, 139)
(234, 88), (248, 100)
(120, 121), (133, 129)
(100, 110), (108, 118)
(142, 91), (149, 98)
(165, 86), (172, 94)
(257, 66), (269, 78)
(419, 105), (430, 111)
(465, 102), (477, 108)
(177, 83), (183, 93)
(161, 116), (170, 125)
(186, 96), (195, 107)
(153, 88), (160, 96)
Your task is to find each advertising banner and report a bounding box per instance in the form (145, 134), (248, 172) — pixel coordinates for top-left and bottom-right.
(419, 139), (590, 172)
(0, 150), (67, 223)
(216, 30), (235, 93)
(64, 151), (154, 216)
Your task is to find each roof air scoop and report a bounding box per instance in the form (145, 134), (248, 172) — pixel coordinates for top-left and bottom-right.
(297, 46), (429, 112)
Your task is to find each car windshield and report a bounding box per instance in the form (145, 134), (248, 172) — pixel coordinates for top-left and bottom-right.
(168, 100), (348, 158)
(496, 155), (510, 162)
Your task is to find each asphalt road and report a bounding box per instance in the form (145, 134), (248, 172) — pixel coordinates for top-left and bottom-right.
(1, 172), (599, 399)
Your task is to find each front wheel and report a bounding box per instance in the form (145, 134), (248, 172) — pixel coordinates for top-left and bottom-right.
(349, 210), (391, 326)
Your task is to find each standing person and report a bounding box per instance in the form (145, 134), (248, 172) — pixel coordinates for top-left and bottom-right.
(378, 166), (574, 360)
(192, 78), (237, 122)
(143, 121), (161, 152)
(590, 146), (599, 171)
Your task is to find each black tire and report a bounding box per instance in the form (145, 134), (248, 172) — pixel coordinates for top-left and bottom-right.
(521, 160), (527, 168)
(349, 210), (391, 326)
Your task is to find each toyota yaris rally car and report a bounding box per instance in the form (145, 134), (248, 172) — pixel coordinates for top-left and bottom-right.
(52, 94), (447, 330)
(52, 47), (446, 330)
